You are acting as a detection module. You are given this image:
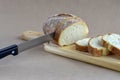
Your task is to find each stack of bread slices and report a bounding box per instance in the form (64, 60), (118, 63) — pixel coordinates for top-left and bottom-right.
(75, 33), (120, 57)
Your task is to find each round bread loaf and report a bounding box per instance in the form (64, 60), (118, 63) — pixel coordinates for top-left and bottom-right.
(43, 13), (89, 46)
(43, 13), (82, 35)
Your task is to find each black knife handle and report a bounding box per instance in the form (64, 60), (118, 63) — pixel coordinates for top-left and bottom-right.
(0, 44), (18, 59)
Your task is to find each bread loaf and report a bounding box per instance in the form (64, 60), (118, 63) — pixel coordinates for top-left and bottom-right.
(43, 13), (89, 46)
(43, 13), (81, 35)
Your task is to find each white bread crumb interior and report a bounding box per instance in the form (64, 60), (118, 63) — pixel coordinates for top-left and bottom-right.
(59, 22), (89, 46)
(103, 33), (120, 49)
(76, 38), (90, 46)
(90, 36), (103, 49)
(89, 36), (109, 56)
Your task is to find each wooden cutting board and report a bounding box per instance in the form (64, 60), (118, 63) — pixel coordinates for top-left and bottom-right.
(44, 43), (120, 71)
(21, 30), (120, 71)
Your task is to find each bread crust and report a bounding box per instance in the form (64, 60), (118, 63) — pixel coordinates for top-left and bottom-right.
(75, 43), (88, 52)
(102, 33), (120, 57)
(88, 36), (110, 57)
(102, 38), (108, 47)
(88, 38), (103, 56)
(103, 37), (120, 58)
(102, 33), (112, 48)
(108, 45), (120, 56)
(43, 13), (83, 46)
(43, 13), (81, 35)
(102, 36), (113, 55)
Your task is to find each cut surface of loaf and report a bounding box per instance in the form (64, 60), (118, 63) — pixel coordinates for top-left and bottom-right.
(75, 38), (90, 52)
(56, 22), (89, 46)
(102, 33), (120, 57)
(88, 36), (109, 56)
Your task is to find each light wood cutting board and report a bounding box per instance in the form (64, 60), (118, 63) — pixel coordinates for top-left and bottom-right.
(21, 30), (120, 71)
(44, 43), (120, 71)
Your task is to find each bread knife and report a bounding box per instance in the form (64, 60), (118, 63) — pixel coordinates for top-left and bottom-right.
(0, 32), (55, 59)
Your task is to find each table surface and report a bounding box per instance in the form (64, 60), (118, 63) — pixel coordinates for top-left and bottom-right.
(0, 0), (120, 80)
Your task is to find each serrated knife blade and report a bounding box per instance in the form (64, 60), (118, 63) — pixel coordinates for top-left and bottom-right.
(0, 32), (55, 59)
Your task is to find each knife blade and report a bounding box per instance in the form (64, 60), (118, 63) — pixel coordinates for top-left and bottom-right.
(0, 32), (55, 59)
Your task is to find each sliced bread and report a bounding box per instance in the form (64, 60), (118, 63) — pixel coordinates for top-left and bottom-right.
(75, 38), (90, 52)
(43, 13), (89, 46)
(102, 33), (120, 58)
(88, 36), (109, 57)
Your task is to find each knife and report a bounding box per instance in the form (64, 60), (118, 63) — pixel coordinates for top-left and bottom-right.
(0, 32), (55, 59)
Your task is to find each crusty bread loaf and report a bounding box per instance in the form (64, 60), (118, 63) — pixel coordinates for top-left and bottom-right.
(75, 38), (90, 52)
(102, 33), (120, 58)
(88, 36), (109, 56)
(21, 30), (42, 40)
(43, 13), (82, 35)
(43, 13), (89, 46)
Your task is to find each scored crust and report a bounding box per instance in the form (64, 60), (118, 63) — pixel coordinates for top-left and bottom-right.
(88, 36), (109, 57)
(43, 13), (82, 35)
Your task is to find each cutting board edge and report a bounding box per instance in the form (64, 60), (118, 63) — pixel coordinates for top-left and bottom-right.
(44, 44), (120, 72)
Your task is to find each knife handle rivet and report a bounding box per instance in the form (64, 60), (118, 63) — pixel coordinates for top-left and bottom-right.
(11, 51), (15, 54)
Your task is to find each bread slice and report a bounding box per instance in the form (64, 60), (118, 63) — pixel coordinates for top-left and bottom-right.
(21, 30), (42, 40)
(75, 38), (90, 52)
(88, 36), (109, 57)
(102, 33), (120, 58)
